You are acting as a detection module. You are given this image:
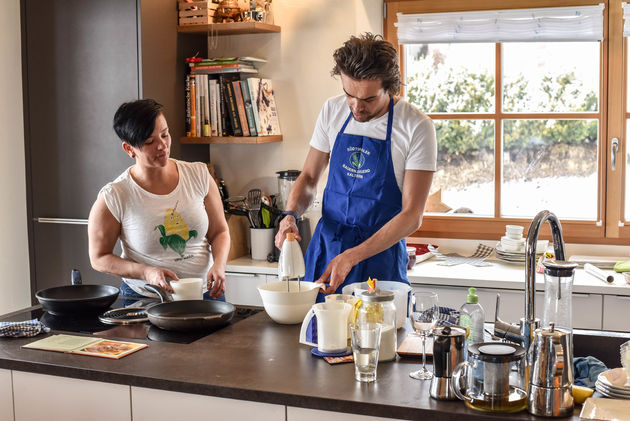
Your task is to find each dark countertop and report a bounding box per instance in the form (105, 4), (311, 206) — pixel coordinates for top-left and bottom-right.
(0, 307), (585, 420)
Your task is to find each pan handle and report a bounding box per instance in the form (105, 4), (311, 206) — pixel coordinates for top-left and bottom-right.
(143, 284), (172, 303)
(71, 269), (82, 285)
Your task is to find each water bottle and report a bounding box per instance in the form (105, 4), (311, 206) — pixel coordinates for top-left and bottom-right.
(459, 287), (485, 345)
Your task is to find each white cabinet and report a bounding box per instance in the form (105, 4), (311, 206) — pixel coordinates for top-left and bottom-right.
(131, 386), (285, 421)
(602, 295), (630, 332)
(1, 369), (13, 421)
(412, 285), (603, 330)
(225, 272), (269, 306)
(287, 406), (408, 421)
(12, 371), (131, 421)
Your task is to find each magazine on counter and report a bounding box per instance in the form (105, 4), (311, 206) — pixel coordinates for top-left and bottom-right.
(22, 334), (147, 359)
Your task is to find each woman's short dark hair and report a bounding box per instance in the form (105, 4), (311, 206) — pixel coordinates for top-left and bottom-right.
(113, 99), (164, 148)
(331, 33), (401, 96)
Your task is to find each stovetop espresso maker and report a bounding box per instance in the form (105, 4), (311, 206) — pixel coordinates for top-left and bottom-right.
(430, 326), (466, 400)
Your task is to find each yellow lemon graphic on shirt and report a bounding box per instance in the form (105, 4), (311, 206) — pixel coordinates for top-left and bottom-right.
(154, 207), (197, 257)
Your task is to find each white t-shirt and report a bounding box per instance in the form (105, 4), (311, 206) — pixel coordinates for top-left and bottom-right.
(310, 95), (437, 190)
(100, 159), (212, 297)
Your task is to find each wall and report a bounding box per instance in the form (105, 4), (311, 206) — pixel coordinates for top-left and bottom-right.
(206, 0), (383, 202)
(0, 0), (31, 313)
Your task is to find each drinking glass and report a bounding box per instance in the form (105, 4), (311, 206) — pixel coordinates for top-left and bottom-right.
(350, 322), (382, 382)
(409, 291), (439, 380)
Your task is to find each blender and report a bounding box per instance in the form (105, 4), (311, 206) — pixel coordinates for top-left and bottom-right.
(276, 170), (312, 255)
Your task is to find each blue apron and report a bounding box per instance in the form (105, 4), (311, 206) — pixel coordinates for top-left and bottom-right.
(304, 97), (409, 302)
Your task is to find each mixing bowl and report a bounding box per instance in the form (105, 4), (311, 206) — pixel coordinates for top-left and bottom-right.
(257, 281), (322, 324)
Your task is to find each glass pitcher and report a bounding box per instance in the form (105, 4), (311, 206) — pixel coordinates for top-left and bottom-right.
(541, 260), (578, 334)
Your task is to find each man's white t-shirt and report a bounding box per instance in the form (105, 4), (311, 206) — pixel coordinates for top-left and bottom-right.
(100, 159), (212, 297)
(309, 95), (437, 190)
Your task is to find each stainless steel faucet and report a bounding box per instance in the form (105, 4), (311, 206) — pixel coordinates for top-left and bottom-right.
(494, 210), (567, 354)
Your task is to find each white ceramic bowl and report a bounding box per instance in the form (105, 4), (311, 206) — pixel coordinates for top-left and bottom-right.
(257, 281), (322, 324)
(505, 225), (524, 240)
(500, 236), (525, 252)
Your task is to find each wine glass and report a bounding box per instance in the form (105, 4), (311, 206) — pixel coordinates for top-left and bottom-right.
(408, 291), (439, 380)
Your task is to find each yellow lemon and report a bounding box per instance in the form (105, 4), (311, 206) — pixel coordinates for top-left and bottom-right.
(572, 385), (594, 404)
(164, 208), (189, 240)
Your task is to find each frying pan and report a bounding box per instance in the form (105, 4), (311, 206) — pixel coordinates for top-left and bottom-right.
(143, 284), (235, 332)
(35, 269), (119, 316)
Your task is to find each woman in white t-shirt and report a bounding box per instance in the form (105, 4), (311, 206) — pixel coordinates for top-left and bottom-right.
(87, 99), (229, 299)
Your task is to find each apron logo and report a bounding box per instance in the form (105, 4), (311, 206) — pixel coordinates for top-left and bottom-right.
(349, 152), (365, 170)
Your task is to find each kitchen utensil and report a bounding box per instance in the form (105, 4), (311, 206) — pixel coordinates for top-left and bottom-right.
(584, 263), (614, 283)
(299, 302), (352, 354)
(170, 278), (204, 301)
(350, 322), (382, 383)
(35, 269), (120, 315)
(98, 307), (148, 325)
(430, 325), (466, 400)
(542, 260), (577, 334)
(276, 170), (300, 210)
(342, 281), (411, 329)
(452, 342), (527, 413)
(143, 284), (235, 332)
(278, 232), (305, 291)
(247, 188), (261, 210)
(257, 280), (322, 324)
(528, 323), (574, 417)
(250, 227), (274, 260)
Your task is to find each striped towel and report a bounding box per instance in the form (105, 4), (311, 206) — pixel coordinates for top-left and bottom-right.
(0, 319), (50, 338)
(428, 243), (494, 267)
(437, 307), (460, 326)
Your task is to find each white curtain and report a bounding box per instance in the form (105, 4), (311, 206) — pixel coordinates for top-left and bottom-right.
(623, 2), (630, 36)
(396, 4), (605, 44)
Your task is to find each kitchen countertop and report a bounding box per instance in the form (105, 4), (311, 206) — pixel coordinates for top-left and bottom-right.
(227, 256), (630, 296)
(0, 306), (587, 420)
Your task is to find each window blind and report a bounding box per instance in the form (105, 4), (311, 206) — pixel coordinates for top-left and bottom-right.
(396, 4), (605, 44)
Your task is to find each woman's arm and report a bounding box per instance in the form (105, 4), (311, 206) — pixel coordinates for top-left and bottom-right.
(204, 178), (230, 298)
(87, 194), (178, 292)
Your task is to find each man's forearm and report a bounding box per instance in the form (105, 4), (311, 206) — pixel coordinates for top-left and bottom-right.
(284, 174), (318, 216)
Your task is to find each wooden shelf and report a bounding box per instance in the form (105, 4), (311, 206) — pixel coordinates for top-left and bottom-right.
(180, 135), (282, 144)
(177, 22), (281, 35)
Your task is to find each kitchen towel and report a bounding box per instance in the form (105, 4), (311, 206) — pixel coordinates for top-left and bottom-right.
(574, 356), (608, 389)
(428, 244), (494, 267)
(437, 307), (460, 326)
(0, 319), (50, 338)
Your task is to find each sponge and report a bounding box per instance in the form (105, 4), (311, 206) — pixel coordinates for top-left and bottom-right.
(613, 260), (630, 273)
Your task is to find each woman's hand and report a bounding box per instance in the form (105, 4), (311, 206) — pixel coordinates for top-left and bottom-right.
(206, 264), (226, 299)
(143, 266), (179, 293)
(275, 215), (301, 249)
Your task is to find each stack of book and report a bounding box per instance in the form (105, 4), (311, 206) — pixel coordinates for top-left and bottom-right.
(185, 57), (281, 138)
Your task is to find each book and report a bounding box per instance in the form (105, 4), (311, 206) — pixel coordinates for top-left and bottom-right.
(218, 75), (230, 136)
(185, 75), (192, 136)
(232, 80), (250, 136)
(190, 75), (197, 137)
(256, 79), (281, 136)
(221, 74), (242, 136)
(23, 334), (147, 359)
(209, 79), (218, 137)
(201, 74), (210, 137)
(193, 56), (267, 66)
(191, 63), (255, 71)
(240, 79), (258, 137)
(191, 67), (258, 75)
(246, 77), (263, 136)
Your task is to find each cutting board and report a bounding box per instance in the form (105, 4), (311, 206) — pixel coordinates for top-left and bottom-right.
(397, 334), (433, 358)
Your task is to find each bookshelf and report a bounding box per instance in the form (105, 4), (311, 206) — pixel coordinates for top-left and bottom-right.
(180, 135), (282, 144)
(177, 22), (281, 35)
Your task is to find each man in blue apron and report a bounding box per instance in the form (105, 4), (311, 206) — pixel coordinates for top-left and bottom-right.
(275, 33), (436, 300)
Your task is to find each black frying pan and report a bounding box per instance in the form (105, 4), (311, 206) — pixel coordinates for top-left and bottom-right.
(143, 284), (235, 332)
(35, 269), (119, 316)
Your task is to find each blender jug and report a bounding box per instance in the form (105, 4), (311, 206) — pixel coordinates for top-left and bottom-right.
(276, 170), (301, 210)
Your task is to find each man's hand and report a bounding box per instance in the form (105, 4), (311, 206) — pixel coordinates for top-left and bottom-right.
(315, 250), (358, 294)
(206, 264), (226, 298)
(274, 215), (301, 249)
(143, 266), (179, 293)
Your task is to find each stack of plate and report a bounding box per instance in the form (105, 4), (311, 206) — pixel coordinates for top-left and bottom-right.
(494, 241), (548, 264)
(595, 368), (630, 399)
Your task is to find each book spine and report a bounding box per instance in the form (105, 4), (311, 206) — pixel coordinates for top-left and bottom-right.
(222, 77), (242, 136)
(195, 73), (201, 136)
(218, 76), (229, 136)
(185, 75), (191, 136)
(232, 80), (250, 137)
(247, 77), (263, 136)
(190, 75), (197, 137)
(240, 80), (257, 137)
(202, 75), (210, 137)
(209, 79), (218, 137)
(258, 79), (281, 136)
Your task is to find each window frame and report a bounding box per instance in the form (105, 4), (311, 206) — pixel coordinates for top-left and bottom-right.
(385, 0), (630, 245)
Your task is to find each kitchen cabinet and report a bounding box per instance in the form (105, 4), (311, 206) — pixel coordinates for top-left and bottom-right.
(602, 295), (630, 332)
(12, 371), (131, 421)
(22, 0), (207, 296)
(132, 386), (285, 421)
(225, 271), (270, 306)
(0, 369), (13, 421)
(412, 285), (603, 330)
(287, 406), (406, 421)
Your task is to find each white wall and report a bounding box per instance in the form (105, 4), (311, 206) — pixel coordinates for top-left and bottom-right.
(207, 0), (383, 201)
(0, 0), (31, 314)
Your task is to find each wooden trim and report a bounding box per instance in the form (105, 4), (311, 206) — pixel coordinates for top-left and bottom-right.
(428, 113), (600, 120)
(180, 135), (282, 144)
(386, 0), (604, 13)
(176, 22), (280, 35)
(494, 43), (502, 218)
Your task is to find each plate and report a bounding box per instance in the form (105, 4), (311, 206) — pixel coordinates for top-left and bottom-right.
(597, 368), (630, 390)
(596, 384), (630, 399)
(596, 381), (630, 397)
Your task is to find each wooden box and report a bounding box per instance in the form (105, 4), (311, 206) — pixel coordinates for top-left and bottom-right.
(178, 0), (218, 26)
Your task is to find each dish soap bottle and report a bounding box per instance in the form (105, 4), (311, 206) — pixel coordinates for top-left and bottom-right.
(459, 287), (485, 345)
(278, 232), (305, 282)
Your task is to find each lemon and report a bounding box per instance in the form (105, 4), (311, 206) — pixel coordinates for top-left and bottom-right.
(572, 385), (594, 404)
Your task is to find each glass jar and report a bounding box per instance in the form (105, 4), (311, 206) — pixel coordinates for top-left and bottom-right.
(406, 246), (417, 270)
(356, 289), (396, 362)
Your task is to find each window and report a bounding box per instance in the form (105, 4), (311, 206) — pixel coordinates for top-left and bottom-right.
(385, 0), (629, 244)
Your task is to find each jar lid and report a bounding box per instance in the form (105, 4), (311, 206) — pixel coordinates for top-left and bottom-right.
(276, 170), (301, 179)
(432, 326), (466, 337)
(468, 342), (526, 363)
(359, 289), (394, 302)
(542, 259), (578, 277)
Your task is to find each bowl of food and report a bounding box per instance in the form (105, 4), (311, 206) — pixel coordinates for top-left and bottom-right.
(257, 281), (322, 324)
